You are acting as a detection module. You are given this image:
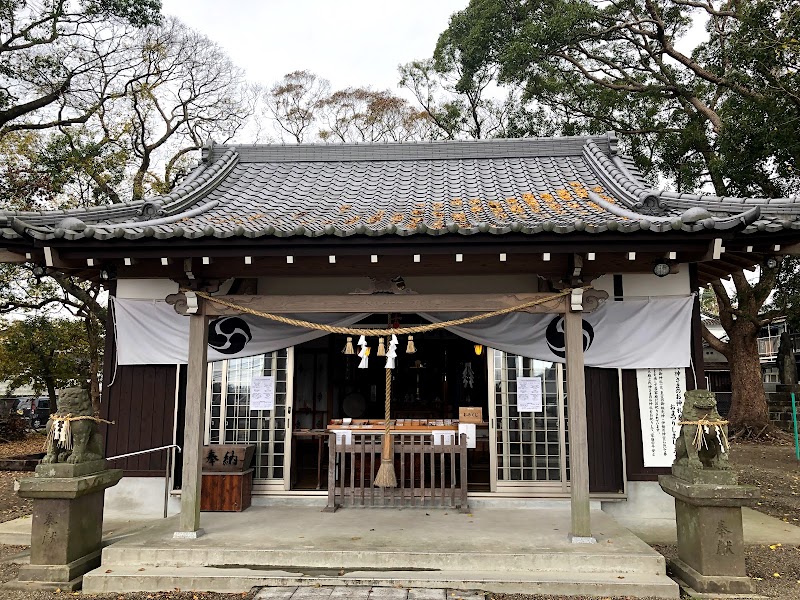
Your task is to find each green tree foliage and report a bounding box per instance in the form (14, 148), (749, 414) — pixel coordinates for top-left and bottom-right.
(428, 0), (799, 434)
(429, 0), (798, 194)
(0, 316), (95, 412)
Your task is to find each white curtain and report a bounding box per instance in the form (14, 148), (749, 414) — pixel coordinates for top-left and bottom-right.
(113, 296), (693, 369)
(112, 298), (368, 365)
(423, 296), (693, 369)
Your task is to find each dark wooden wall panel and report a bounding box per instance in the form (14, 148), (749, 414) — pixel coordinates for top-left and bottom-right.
(100, 307), (177, 476)
(585, 367), (624, 493)
(100, 365), (177, 476)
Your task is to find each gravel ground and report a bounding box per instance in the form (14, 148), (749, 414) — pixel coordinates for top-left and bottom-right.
(0, 433), (44, 524)
(654, 542), (800, 599)
(0, 471), (32, 523)
(0, 433), (46, 459)
(730, 440), (800, 523)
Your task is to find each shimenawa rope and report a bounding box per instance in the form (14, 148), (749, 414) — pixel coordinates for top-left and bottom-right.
(186, 287), (585, 337)
(679, 417), (730, 453)
(45, 415), (115, 453)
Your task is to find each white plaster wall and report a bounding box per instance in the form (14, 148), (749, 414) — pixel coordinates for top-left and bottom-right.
(601, 481), (676, 519)
(621, 266), (690, 297)
(704, 347), (727, 364)
(104, 476), (180, 520)
(590, 274), (614, 296)
(257, 275), (539, 296)
(116, 278), (178, 300)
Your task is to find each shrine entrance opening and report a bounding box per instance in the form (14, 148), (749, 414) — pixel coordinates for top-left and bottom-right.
(289, 315), (491, 492)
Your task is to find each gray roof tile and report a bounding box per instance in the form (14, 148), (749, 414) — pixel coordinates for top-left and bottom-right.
(0, 136), (797, 242)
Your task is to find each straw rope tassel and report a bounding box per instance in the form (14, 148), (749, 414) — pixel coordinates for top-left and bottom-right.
(375, 368), (397, 488)
(342, 336), (354, 355)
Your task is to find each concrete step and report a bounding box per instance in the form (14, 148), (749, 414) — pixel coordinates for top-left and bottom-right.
(82, 565), (680, 598)
(99, 546), (667, 575)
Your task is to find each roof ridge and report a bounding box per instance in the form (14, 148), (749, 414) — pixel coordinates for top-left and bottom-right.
(214, 135), (616, 164)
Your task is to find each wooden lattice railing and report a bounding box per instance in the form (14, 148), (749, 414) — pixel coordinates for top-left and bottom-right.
(324, 432), (469, 512)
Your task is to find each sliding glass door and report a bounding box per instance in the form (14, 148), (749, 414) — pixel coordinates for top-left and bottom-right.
(488, 349), (570, 493)
(205, 348), (294, 491)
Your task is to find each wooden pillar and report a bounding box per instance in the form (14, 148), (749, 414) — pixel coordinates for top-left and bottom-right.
(565, 306), (595, 543)
(175, 310), (208, 538)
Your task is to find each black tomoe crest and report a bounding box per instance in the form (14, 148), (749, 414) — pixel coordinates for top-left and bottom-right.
(545, 316), (594, 359)
(208, 317), (253, 355)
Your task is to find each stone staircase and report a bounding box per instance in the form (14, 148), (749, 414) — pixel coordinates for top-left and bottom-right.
(83, 544), (678, 597)
(80, 507), (679, 598)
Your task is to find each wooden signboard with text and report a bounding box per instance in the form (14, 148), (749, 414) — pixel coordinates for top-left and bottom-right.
(459, 406), (483, 424)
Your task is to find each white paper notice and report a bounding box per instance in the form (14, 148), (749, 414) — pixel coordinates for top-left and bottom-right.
(332, 429), (353, 445)
(457, 423), (476, 449)
(517, 376), (543, 413)
(250, 376), (275, 411)
(432, 430), (456, 445)
(636, 368), (686, 467)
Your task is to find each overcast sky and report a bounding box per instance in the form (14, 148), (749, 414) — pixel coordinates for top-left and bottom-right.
(160, 0), (469, 94)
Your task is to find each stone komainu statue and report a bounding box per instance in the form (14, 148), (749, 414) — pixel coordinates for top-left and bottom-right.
(42, 388), (104, 464)
(674, 389), (730, 472)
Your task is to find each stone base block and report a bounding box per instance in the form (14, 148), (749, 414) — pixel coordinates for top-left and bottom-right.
(173, 528), (205, 540)
(34, 459), (107, 479)
(568, 534), (597, 544)
(3, 576), (83, 592)
(669, 557), (755, 595)
(671, 465), (738, 486)
(660, 475), (759, 596)
(13, 548), (101, 590)
(8, 468), (122, 590)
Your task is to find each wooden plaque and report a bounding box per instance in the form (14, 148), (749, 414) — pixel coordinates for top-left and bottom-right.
(202, 444), (255, 472)
(459, 407), (483, 423)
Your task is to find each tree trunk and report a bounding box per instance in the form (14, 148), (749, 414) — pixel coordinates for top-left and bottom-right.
(44, 377), (58, 414)
(85, 315), (102, 416)
(726, 328), (770, 434)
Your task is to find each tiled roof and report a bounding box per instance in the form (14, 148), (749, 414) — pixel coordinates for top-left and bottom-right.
(1, 134), (798, 242)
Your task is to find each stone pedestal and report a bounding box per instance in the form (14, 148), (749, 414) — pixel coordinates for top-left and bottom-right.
(5, 461), (122, 591)
(659, 474), (759, 595)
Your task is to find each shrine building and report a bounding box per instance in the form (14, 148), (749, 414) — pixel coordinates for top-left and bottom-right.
(0, 134), (796, 595)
